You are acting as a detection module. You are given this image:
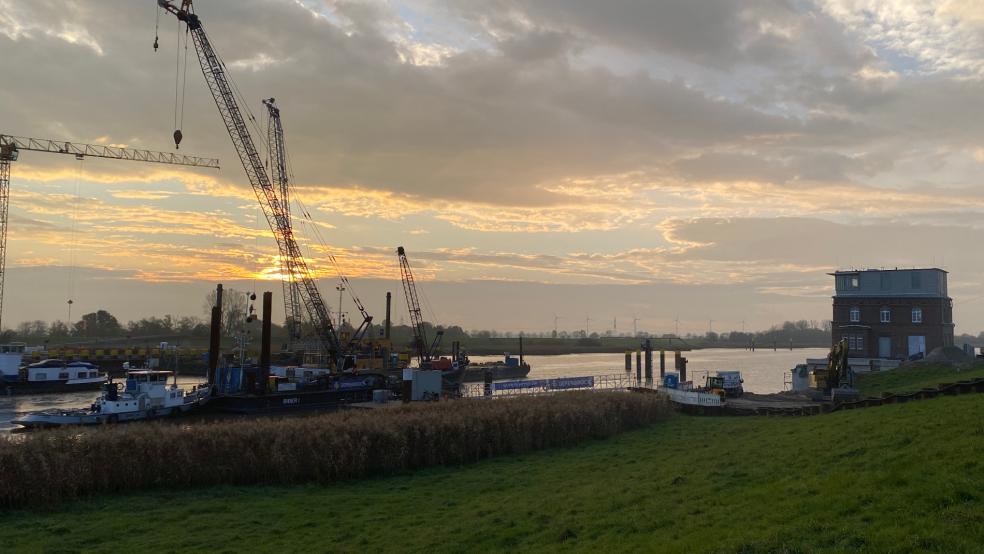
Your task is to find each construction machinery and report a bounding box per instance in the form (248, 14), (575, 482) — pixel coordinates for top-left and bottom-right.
(261, 98), (302, 350)
(157, 0), (351, 370)
(703, 375), (727, 399)
(261, 98), (373, 357)
(0, 134), (218, 330)
(397, 246), (443, 368)
(817, 338), (852, 395)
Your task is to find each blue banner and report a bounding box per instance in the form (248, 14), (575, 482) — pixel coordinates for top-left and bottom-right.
(547, 376), (594, 390)
(494, 379), (547, 391)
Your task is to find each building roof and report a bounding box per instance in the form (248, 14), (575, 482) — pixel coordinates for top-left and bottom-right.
(828, 267), (947, 276)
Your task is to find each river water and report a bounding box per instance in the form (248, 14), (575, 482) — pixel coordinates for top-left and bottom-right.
(469, 347), (827, 394)
(0, 348), (825, 434)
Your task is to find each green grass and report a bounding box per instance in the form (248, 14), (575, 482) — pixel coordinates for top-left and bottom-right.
(3, 394), (983, 553)
(855, 362), (984, 396)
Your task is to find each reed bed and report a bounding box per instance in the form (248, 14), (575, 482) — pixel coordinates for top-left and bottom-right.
(0, 392), (669, 508)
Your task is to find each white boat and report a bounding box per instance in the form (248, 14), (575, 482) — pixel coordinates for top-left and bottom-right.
(12, 370), (210, 428)
(0, 344), (108, 394)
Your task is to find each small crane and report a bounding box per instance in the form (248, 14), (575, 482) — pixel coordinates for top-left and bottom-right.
(397, 246), (442, 368)
(0, 134), (218, 330)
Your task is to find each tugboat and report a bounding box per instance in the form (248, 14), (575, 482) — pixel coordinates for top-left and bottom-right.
(12, 369), (210, 428)
(0, 344), (107, 394)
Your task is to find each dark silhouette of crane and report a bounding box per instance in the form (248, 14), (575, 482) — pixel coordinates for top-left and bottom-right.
(261, 98), (302, 349)
(397, 246), (442, 368)
(157, 0), (346, 368)
(0, 134), (218, 331)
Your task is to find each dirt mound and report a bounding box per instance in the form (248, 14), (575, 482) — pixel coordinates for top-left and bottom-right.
(919, 346), (972, 364)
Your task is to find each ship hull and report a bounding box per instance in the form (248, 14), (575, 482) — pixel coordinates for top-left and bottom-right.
(461, 364), (531, 382)
(2, 378), (106, 395)
(209, 387), (377, 414)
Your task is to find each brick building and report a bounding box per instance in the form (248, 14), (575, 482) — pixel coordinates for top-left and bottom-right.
(830, 268), (954, 359)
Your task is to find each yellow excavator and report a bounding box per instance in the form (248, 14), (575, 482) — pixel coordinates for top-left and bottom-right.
(816, 338), (851, 395)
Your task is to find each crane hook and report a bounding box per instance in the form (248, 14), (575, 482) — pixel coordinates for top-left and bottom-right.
(173, 129), (183, 150)
(153, 35), (159, 52)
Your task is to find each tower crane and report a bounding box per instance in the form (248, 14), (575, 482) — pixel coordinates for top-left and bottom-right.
(0, 133), (218, 330)
(397, 246), (442, 367)
(156, 0), (347, 368)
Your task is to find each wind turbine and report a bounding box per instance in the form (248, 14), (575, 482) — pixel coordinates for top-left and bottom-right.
(632, 314), (640, 337)
(553, 314), (564, 335)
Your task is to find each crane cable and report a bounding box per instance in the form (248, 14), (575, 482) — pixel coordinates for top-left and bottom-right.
(66, 158), (84, 322)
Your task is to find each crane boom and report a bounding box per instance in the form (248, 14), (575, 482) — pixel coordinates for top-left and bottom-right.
(0, 135), (219, 168)
(158, 0), (343, 362)
(397, 246), (427, 363)
(0, 133), (219, 331)
(261, 99), (302, 348)
(397, 246), (441, 366)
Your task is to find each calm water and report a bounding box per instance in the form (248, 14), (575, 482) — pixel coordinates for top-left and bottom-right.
(470, 347), (828, 394)
(1, 348), (826, 434)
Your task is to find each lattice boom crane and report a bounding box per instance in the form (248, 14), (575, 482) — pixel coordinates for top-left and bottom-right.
(0, 133), (219, 331)
(157, 0), (344, 364)
(262, 98), (303, 349)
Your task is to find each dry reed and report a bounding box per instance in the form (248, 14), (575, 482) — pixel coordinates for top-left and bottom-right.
(0, 392), (669, 509)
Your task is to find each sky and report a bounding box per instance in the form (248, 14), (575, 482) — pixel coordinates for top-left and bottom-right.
(2, 0), (984, 335)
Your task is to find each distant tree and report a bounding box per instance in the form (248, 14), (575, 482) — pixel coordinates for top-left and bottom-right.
(74, 310), (122, 338)
(204, 288), (251, 338)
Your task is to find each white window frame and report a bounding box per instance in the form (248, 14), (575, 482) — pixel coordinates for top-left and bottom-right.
(848, 336), (856, 350)
(912, 307), (923, 324)
(856, 336), (864, 351)
(880, 308), (891, 323)
(850, 307), (860, 323)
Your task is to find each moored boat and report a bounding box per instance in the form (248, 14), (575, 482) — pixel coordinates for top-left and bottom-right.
(1, 345), (107, 394)
(12, 369), (209, 428)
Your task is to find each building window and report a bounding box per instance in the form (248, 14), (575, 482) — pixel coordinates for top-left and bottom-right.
(851, 276), (860, 288)
(856, 336), (864, 351)
(880, 308), (891, 323)
(912, 307), (923, 323)
(850, 307), (860, 322)
(848, 336), (857, 350)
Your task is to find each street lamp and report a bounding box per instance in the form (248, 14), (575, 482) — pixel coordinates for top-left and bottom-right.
(336, 283), (345, 326)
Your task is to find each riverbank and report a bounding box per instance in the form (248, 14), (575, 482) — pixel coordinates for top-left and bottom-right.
(3, 392), (981, 552)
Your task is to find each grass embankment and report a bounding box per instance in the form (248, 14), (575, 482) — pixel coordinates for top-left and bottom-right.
(0, 392), (667, 509)
(855, 361), (984, 397)
(4, 394), (983, 552)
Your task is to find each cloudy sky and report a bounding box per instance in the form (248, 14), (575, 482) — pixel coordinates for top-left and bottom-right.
(2, 0), (984, 334)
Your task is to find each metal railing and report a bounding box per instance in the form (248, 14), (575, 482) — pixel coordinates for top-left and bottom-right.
(456, 371), (723, 407)
(459, 373), (649, 398)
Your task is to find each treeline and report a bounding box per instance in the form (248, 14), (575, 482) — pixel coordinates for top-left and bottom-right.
(1, 308), (831, 352)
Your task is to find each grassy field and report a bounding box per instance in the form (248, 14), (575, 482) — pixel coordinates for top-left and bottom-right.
(3, 394), (983, 553)
(854, 361), (984, 396)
